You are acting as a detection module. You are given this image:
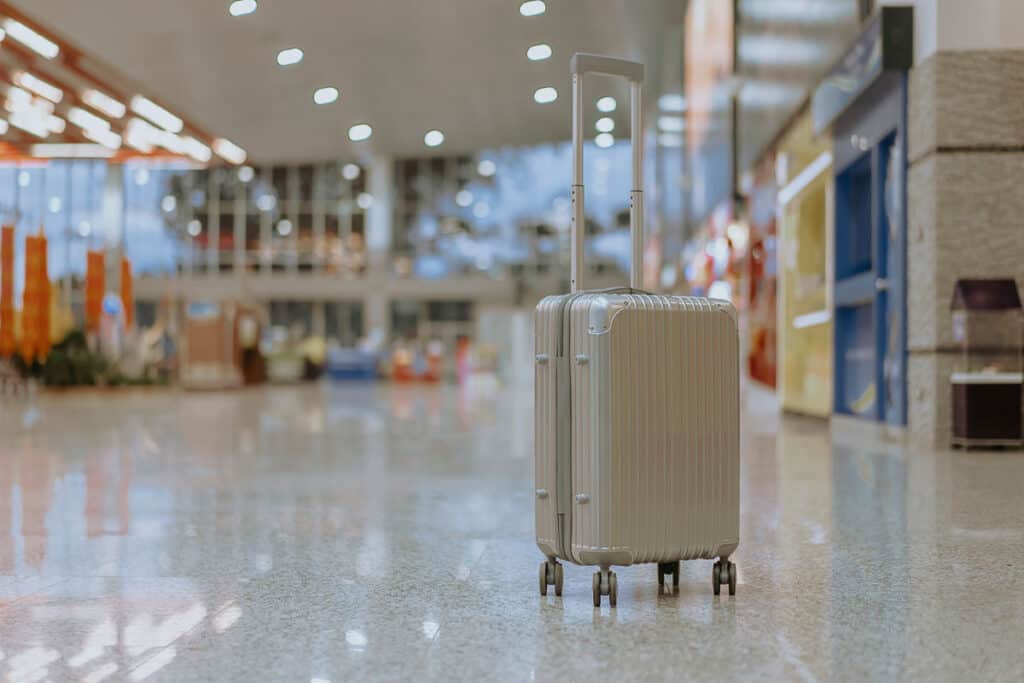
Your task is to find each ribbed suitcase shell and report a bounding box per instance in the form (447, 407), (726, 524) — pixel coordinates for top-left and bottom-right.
(535, 292), (740, 567)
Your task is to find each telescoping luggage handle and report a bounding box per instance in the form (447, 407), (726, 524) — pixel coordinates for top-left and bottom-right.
(570, 53), (645, 293)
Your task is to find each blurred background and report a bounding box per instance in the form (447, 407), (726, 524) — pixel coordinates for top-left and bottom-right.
(0, 0), (1020, 447)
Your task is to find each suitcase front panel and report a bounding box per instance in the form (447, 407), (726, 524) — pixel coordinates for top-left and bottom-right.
(569, 294), (740, 566)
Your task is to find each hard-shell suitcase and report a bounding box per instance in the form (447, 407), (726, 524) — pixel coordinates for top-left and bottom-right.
(535, 54), (740, 606)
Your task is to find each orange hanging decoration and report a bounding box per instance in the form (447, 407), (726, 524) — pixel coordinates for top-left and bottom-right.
(85, 249), (105, 333)
(20, 234), (41, 363)
(0, 225), (14, 357)
(120, 256), (133, 329)
(38, 230), (50, 359)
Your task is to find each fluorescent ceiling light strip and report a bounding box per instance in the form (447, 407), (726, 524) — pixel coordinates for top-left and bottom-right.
(183, 137), (212, 163)
(792, 309), (831, 330)
(82, 89), (126, 119)
(213, 138), (246, 164)
(130, 95), (183, 133)
(83, 127), (122, 150)
(778, 151), (832, 206)
(2, 19), (59, 59)
(67, 106), (110, 132)
(14, 72), (62, 103)
(30, 143), (113, 158)
(8, 109), (49, 137)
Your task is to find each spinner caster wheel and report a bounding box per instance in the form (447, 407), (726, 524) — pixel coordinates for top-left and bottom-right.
(540, 560), (563, 597)
(712, 559), (736, 596)
(592, 570), (617, 607)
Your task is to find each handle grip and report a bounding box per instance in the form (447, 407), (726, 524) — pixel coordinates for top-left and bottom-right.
(570, 53), (644, 83)
(571, 53), (644, 293)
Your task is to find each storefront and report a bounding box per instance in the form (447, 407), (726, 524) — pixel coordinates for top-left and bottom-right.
(776, 111), (833, 418)
(812, 7), (913, 425)
(745, 154), (778, 389)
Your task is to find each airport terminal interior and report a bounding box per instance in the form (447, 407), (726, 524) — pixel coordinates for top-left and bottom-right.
(1, 0), (1023, 681)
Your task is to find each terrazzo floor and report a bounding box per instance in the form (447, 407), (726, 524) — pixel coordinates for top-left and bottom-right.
(1, 382), (1023, 682)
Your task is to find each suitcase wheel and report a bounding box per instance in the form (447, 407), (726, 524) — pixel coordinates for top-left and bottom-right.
(712, 559), (737, 596)
(539, 560), (563, 597)
(592, 569), (617, 607)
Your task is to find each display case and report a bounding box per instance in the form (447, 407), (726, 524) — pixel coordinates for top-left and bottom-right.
(950, 279), (1023, 449)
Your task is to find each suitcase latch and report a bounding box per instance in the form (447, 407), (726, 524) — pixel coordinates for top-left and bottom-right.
(535, 353), (550, 365)
(535, 488), (549, 499)
(574, 493), (590, 504)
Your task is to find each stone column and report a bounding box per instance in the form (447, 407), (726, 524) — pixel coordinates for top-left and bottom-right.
(907, 49), (1024, 447)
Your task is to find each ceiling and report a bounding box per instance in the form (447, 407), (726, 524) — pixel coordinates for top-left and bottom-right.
(14, 0), (680, 163)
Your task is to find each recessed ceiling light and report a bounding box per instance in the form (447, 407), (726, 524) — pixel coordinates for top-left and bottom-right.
(595, 117), (614, 133)
(519, 1), (546, 16)
(130, 95), (183, 133)
(238, 166), (255, 183)
(596, 96), (616, 113)
(276, 48), (303, 66)
(313, 87), (339, 105)
(356, 192), (374, 210)
(534, 87), (557, 104)
(595, 133), (614, 148)
(187, 219), (202, 236)
(78, 221), (91, 237)
(477, 159), (496, 177)
(456, 190), (473, 207)
(134, 168), (149, 186)
(342, 163), (360, 180)
(473, 202), (491, 219)
(526, 44), (552, 61)
(2, 19), (59, 59)
(348, 124), (372, 142)
(48, 196), (61, 214)
(658, 94), (686, 112)
(229, 0), (257, 17)
(424, 130), (444, 147)
(658, 115), (685, 132)
(83, 89), (127, 119)
(17, 171), (30, 188)
(276, 219), (293, 236)
(161, 195), (177, 213)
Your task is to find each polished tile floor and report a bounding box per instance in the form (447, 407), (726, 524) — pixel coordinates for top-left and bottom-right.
(1, 382), (1023, 682)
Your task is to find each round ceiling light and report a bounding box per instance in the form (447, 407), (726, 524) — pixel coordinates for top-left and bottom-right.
(348, 124), (373, 142)
(595, 133), (614, 149)
(313, 87), (339, 105)
(519, 1), (546, 16)
(229, 0), (257, 17)
(526, 44), (552, 61)
(595, 117), (614, 133)
(477, 159), (496, 177)
(534, 87), (557, 104)
(342, 163), (360, 180)
(424, 129), (445, 147)
(596, 96), (616, 113)
(277, 48), (304, 66)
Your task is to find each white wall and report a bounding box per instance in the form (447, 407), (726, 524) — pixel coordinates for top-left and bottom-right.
(913, 0), (1024, 63)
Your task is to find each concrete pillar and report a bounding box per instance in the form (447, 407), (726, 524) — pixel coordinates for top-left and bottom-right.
(207, 171), (220, 274)
(906, 0), (1024, 447)
(365, 155), (392, 274)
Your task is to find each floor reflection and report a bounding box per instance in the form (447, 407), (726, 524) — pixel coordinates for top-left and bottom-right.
(0, 383), (1022, 681)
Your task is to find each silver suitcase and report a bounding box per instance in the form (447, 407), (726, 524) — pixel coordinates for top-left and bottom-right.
(535, 54), (740, 606)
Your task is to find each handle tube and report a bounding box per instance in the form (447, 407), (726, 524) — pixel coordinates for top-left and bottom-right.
(571, 72), (584, 293)
(569, 53), (644, 293)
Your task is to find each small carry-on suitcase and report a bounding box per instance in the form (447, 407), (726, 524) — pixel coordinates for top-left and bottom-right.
(535, 54), (740, 606)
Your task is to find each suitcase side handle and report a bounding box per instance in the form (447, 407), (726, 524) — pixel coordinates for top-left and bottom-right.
(570, 53), (644, 293)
